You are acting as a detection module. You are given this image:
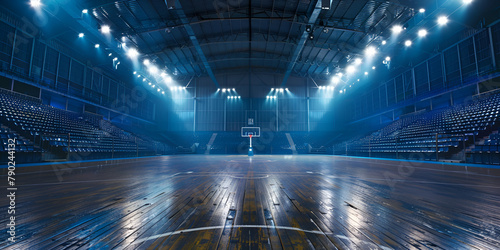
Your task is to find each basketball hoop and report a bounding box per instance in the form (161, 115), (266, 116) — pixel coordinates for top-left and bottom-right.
(241, 127), (259, 156)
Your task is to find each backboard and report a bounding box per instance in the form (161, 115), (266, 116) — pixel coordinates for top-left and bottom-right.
(241, 127), (260, 138)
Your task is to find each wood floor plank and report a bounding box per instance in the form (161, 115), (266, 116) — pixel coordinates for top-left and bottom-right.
(1, 155), (499, 249)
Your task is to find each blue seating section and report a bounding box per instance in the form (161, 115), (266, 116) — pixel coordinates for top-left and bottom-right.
(0, 89), (172, 162)
(0, 127), (38, 152)
(467, 132), (500, 164)
(333, 91), (500, 163)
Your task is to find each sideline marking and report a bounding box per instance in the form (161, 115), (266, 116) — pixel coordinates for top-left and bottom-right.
(124, 224), (393, 250)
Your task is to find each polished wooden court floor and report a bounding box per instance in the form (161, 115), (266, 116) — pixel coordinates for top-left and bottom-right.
(1, 155), (500, 249)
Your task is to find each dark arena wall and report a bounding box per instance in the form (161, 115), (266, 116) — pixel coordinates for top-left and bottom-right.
(1, 0), (500, 248)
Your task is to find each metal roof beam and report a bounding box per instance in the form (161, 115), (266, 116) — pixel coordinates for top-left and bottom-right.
(280, 0), (322, 87)
(124, 17), (362, 37)
(175, 0), (220, 88)
(54, 0), (120, 54)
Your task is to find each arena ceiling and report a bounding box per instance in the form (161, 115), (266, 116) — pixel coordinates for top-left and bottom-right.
(3, 0), (499, 87)
(80, 0), (419, 83)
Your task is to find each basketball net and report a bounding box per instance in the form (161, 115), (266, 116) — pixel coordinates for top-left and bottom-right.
(249, 134), (253, 147)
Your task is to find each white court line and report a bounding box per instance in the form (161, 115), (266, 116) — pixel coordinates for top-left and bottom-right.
(333, 157), (500, 178)
(123, 224), (393, 250)
(2, 157), (164, 176)
(229, 175), (269, 179)
(317, 172), (500, 188)
(1, 171), (194, 187)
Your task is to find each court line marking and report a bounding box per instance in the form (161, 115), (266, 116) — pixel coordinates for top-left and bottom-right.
(0, 171), (194, 187)
(4, 155), (165, 169)
(0, 157), (164, 176)
(332, 157), (500, 179)
(333, 155), (500, 171)
(316, 173), (500, 188)
(123, 225), (392, 250)
(229, 175), (269, 179)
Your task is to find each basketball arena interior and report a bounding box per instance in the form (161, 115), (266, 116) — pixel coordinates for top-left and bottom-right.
(1, 0), (500, 249)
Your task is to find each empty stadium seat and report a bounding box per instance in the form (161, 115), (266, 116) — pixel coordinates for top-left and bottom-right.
(0, 89), (172, 161)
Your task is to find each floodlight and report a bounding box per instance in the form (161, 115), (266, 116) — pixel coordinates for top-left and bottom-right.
(332, 77), (340, 84)
(127, 48), (139, 58)
(101, 25), (110, 34)
(148, 65), (159, 74)
(346, 65), (356, 74)
(392, 25), (403, 34)
(418, 29), (428, 37)
(30, 0), (42, 8)
(365, 46), (377, 57)
(438, 16), (449, 25)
